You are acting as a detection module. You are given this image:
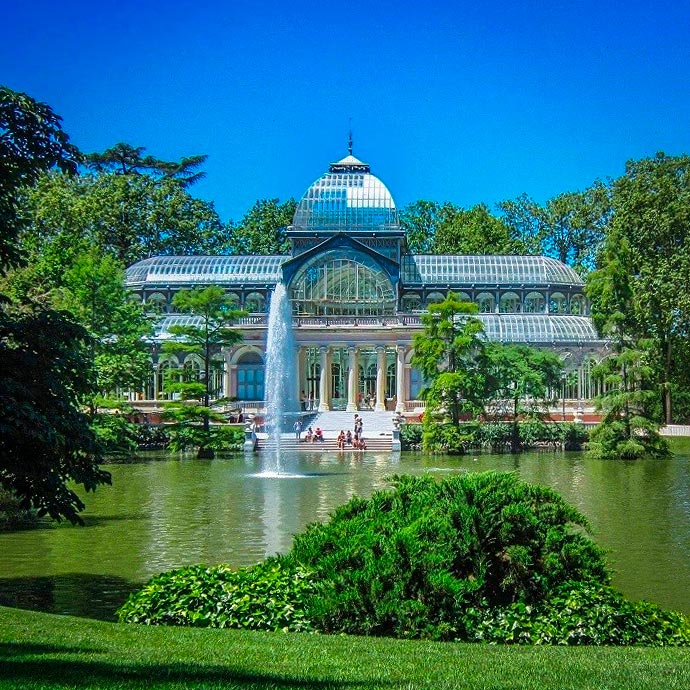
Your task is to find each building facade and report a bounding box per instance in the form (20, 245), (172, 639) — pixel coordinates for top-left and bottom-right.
(125, 151), (608, 412)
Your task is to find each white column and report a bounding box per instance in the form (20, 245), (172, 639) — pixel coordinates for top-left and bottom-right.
(375, 345), (387, 411)
(318, 346), (330, 411)
(297, 346), (306, 406)
(346, 346), (358, 412)
(396, 345), (406, 413)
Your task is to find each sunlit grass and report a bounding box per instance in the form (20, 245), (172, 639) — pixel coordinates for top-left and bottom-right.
(2, 606), (690, 689)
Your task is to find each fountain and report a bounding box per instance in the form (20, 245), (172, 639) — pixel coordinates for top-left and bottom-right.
(259, 281), (298, 475)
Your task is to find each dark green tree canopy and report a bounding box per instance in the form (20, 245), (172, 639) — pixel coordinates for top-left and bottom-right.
(499, 184), (610, 274)
(400, 200), (525, 255)
(223, 198), (297, 255)
(86, 142), (208, 188)
(0, 299), (111, 523)
(0, 86), (82, 266)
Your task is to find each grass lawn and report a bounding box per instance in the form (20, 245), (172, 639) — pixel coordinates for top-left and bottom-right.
(1, 606), (690, 689)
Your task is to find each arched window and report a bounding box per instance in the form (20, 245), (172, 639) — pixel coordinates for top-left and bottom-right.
(499, 291), (521, 313)
(401, 293), (422, 311)
(156, 358), (175, 398)
(476, 292), (495, 314)
(570, 294), (586, 315)
(146, 292), (167, 314)
(550, 292), (568, 314)
(244, 292), (266, 313)
(291, 251), (395, 316)
(524, 292), (545, 313)
(426, 291), (445, 306)
(226, 292), (240, 309)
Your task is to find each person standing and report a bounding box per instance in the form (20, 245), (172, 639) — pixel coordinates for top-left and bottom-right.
(294, 419), (302, 440)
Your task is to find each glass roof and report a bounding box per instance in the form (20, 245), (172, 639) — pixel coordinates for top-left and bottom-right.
(126, 255), (288, 286)
(291, 154), (399, 232)
(475, 314), (600, 343)
(149, 313), (599, 345)
(402, 255), (583, 286)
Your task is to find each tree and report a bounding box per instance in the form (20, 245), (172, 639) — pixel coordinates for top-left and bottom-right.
(162, 286), (245, 458)
(481, 343), (564, 453)
(588, 152), (690, 425)
(412, 293), (485, 425)
(586, 230), (669, 458)
(499, 185), (610, 273)
(223, 198), (297, 255)
(86, 142), (208, 188)
(400, 200), (526, 255)
(21, 170), (226, 266)
(587, 344), (669, 459)
(0, 86), (81, 266)
(0, 291), (111, 523)
(399, 200), (443, 253)
(433, 203), (527, 255)
(0, 87), (109, 523)
(57, 248), (152, 403)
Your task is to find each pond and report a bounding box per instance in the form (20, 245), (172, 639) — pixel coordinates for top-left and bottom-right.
(2, 445), (690, 621)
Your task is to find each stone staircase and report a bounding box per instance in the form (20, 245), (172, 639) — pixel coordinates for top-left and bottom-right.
(257, 410), (396, 452)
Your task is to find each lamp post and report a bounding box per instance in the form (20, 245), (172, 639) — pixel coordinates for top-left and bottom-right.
(561, 371), (567, 421)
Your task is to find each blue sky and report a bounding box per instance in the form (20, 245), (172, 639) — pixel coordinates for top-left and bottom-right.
(4, 0), (690, 223)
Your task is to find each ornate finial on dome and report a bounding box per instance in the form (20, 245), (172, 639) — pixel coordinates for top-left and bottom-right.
(329, 123), (370, 173)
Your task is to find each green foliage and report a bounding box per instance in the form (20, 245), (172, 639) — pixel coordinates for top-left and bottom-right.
(399, 423), (423, 450)
(587, 346), (669, 459)
(90, 400), (141, 456)
(162, 286), (245, 456)
(422, 422), (475, 454)
(286, 472), (609, 640)
(162, 407), (244, 453)
(588, 153), (690, 424)
(480, 343), (564, 453)
(0, 299), (111, 523)
(118, 559), (319, 632)
(473, 582), (690, 646)
(413, 293), (485, 425)
(399, 200), (526, 255)
(498, 187), (610, 274)
(21, 170), (225, 267)
(86, 142), (208, 188)
(0, 86), (82, 267)
(0, 487), (39, 530)
(223, 198), (297, 255)
(417, 421), (589, 454)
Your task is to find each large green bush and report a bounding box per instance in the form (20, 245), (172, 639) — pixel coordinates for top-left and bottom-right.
(118, 558), (318, 632)
(119, 472), (690, 645)
(285, 472), (609, 640)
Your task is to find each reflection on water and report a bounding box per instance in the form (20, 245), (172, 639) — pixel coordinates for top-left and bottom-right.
(1, 446), (690, 620)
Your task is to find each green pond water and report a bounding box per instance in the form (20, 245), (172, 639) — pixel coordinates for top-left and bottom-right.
(2, 443), (690, 621)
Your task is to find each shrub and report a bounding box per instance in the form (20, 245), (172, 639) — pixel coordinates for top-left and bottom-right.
(399, 423), (423, 450)
(117, 557), (319, 632)
(0, 488), (39, 530)
(91, 412), (139, 456)
(166, 424), (245, 453)
(285, 472), (609, 640)
(472, 582), (690, 645)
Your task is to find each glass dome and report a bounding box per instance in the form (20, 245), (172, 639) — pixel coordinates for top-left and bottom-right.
(291, 154), (399, 232)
